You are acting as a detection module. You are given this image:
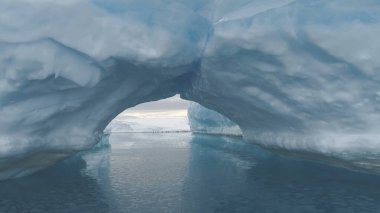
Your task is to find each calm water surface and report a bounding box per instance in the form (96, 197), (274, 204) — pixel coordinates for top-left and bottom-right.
(1, 133), (380, 213)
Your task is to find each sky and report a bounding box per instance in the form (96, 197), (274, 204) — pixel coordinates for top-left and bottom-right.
(109, 95), (191, 132)
(126, 95), (189, 112)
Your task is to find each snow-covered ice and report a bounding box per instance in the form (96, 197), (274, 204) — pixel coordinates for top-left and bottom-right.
(1, 0), (380, 179)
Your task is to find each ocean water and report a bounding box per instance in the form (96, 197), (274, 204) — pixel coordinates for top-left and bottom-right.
(1, 133), (380, 213)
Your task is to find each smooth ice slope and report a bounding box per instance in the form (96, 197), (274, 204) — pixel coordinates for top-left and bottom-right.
(188, 103), (242, 136)
(1, 0), (380, 179)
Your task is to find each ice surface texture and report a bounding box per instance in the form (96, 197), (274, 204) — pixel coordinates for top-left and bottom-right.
(1, 0), (380, 179)
(188, 103), (242, 136)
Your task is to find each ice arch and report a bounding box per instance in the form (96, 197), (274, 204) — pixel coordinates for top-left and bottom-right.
(0, 39), (198, 179)
(2, 0), (380, 179)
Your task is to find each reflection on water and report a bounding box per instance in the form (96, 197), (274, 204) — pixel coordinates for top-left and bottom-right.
(1, 133), (380, 213)
(0, 149), (110, 213)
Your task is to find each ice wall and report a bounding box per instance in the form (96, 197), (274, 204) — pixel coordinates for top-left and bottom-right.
(188, 103), (242, 136)
(183, 0), (380, 171)
(1, 0), (380, 179)
(0, 0), (211, 179)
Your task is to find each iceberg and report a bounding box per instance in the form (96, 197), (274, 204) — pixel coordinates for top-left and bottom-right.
(1, 0), (380, 179)
(188, 103), (242, 136)
(107, 110), (190, 133)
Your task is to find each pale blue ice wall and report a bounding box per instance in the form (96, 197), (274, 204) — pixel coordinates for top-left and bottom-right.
(1, 0), (380, 179)
(183, 0), (380, 171)
(188, 103), (242, 136)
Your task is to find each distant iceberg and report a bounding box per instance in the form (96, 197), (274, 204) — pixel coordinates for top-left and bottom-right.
(106, 109), (190, 133)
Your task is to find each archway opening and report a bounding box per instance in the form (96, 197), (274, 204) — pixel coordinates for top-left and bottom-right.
(106, 95), (191, 134)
